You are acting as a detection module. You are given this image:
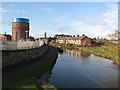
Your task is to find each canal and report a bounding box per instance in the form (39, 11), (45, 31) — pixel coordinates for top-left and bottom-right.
(49, 49), (119, 88)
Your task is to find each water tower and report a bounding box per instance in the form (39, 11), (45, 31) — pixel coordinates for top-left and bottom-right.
(12, 18), (29, 41)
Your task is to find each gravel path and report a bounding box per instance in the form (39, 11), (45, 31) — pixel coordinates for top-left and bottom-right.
(3, 45), (55, 79)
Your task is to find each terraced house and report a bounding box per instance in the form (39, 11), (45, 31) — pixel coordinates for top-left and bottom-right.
(55, 34), (92, 46)
(0, 33), (12, 41)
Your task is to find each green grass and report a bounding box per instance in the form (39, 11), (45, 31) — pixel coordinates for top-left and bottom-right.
(49, 42), (119, 65)
(80, 46), (119, 65)
(3, 47), (58, 89)
(49, 42), (77, 50)
(117, 43), (120, 45)
(64, 43), (77, 50)
(49, 42), (63, 47)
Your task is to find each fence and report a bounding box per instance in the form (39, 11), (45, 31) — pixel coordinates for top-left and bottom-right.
(0, 40), (48, 50)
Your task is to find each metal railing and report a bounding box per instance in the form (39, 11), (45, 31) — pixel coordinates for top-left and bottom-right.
(0, 40), (48, 50)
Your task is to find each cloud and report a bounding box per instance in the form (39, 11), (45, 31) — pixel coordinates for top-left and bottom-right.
(0, 17), (11, 26)
(39, 7), (52, 12)
(0, 17), (2, 20)
(30, 27), (54, 37)
(29, 3), (118, 39)
(70, 21), (84, 26)
(0, 9), (26, 26)
(9, 4), (15, 7)
(2, 20), (11, 26)
(48, 16), (67, 24)
(0, 19), (11, 26)
(57, 25), (71, 32)
(14, 9), (27, 13)
(75, 4), (118, 38)
(30, 33), (41, 37)
(0, 7), (27, 13)
(0, 8), (9, 13)
(103, 4), (118, 19)
(36, 4), (117, 38)
(95, 4), (117, 37)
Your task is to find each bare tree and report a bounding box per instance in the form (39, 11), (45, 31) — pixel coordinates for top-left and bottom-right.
(108, 30), (120, 40)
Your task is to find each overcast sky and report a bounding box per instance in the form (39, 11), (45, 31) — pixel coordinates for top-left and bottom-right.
(0, 2), (118, 38)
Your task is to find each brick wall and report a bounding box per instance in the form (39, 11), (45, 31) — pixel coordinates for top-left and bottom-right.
(12, 22), (29, 41)
(56, 37), (92, 46)
(81, 37), (92, 46)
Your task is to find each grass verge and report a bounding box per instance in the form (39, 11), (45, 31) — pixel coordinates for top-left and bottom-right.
(49, 42), (119, 65)
(80, 46), (119, 65)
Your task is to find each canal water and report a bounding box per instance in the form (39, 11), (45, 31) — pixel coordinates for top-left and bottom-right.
(49, 49), (119, 88)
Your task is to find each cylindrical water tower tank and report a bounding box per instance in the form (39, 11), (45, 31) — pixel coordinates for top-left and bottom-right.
(12, 18), (29, 41)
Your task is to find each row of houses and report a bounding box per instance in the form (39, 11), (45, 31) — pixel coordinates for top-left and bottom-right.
(0, 33), (12, 41)
(0, 32), (47, 42)
(0, 33), (36, 41)
(54, 34), (92, 46)
(0, 33), (105, 47)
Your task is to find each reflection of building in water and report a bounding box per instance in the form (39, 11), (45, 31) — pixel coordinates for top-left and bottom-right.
(65, 49), (90, 58)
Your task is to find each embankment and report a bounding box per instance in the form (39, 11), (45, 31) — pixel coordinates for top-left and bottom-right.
(3, 46), (58, 89)
(2, 45), (48, 68)
(49, 42), (119, 65)
(80, 46), (119, 65)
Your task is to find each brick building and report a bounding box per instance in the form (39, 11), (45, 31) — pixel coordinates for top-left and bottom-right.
(54, 34), (72, 38)
(35, 38), (47, 41)
(0, 33), (12, 41)
(35, 32), (47, 41)
(12, 18), (29, 41)
(55, 34), (92, 46)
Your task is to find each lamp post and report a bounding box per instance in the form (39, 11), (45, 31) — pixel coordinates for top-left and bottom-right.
(25, 31), (28, 40)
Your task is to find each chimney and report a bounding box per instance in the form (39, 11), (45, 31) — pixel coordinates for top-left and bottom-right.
(44, 32), (46, 39)
(82, 34), (85, 36)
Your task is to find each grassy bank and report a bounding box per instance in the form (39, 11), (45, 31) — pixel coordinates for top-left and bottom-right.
(49, 42), (119, 65)
(3, 46), (58, 89)
(80, 41), (119, 65)
(49, 42), (77, 50)
(80, 46), (119, 65)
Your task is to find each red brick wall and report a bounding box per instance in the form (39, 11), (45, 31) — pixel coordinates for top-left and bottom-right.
(81, 37), (92, 46)
(12, 22), (29, 41)
(56, 37), (92, 46)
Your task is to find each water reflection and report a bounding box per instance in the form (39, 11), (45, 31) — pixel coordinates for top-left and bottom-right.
(35, 53), (58, 88)
(49, 49), (119, 88)
(39, 58), (57, 82)
(65, 49), (91, 58)
(58, 50), (63, 55)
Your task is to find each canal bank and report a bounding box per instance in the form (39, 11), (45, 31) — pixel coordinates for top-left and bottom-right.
(2, 45), (49, 68)
(3, 46), (58, 89)
(80, 46), (119, 65)
(49, 42), (119, 65)
(49, 49), (119, 88)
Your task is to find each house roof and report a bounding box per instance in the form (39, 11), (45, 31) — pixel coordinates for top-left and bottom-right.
(0, 34), (11, 37)
(57, 36), (88, 40)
